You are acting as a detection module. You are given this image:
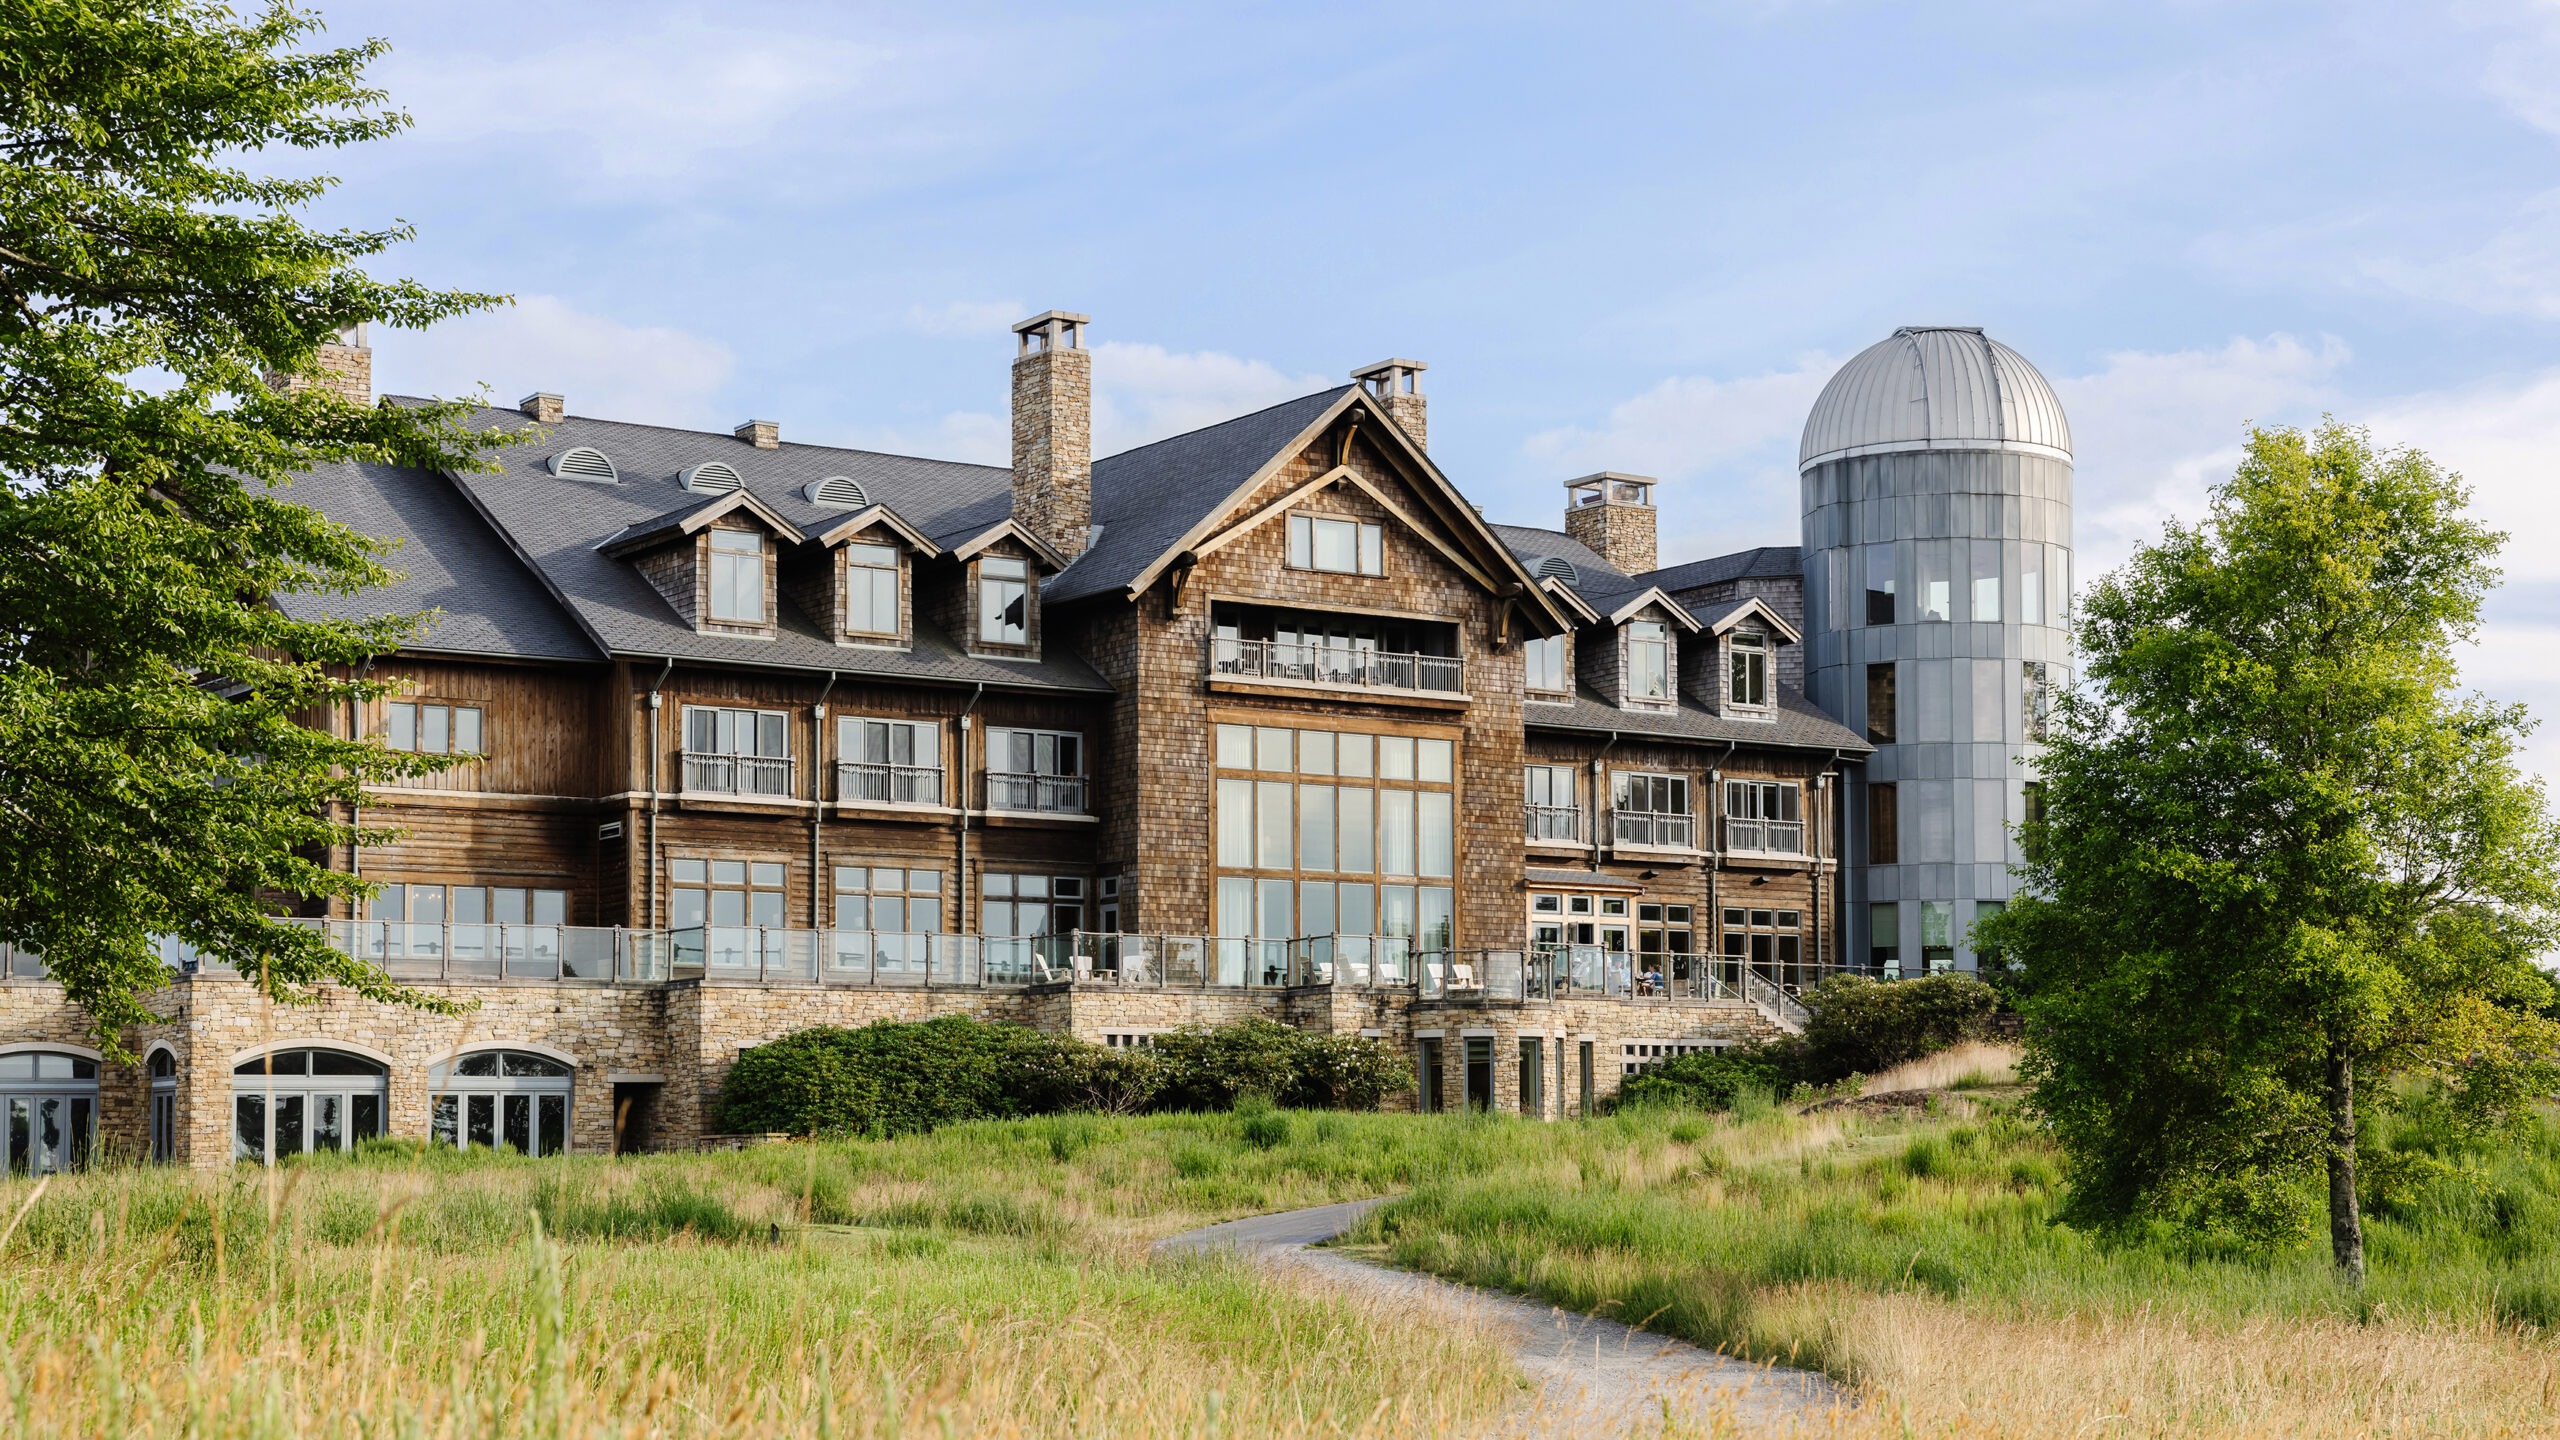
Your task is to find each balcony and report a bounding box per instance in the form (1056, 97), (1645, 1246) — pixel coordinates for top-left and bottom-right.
(1524, 803), (1582, 843)
(836, 761), (943, 807)
(1723, 817), (1807, 857)
(985, 771), (1087, 814)
(682, 751), (794, 797)
(1609, 809), (1696, 849)
(1208, 637), (1463, 696)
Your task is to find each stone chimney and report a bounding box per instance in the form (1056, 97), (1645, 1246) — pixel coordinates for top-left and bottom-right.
(520, 392), (564, 423)
(1352, 358), (1427, 451)
(268, 322), (371, 404)
(1564, 472), (1658, 574)
(1010, 310), (1093, 560)
(734, 418), (779, 449)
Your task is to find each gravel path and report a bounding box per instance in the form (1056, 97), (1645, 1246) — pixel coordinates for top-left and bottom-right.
(1159, 1199), (1851, 1435)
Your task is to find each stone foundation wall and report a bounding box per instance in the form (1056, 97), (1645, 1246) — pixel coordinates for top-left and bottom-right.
(2, 973), (1805, 1167)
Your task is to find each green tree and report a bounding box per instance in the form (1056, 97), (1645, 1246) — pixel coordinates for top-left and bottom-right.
(0, 1), (512, 1046)
(1987, 421), (2560, 1280)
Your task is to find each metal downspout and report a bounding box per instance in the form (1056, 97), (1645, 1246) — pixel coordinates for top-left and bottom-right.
(811, 670), (838, 927)
(1589, 730), (1619, 874)
(955, 681), (986, 945)
(1708, 740), (1734, 989)
(645, 657), (672, 929)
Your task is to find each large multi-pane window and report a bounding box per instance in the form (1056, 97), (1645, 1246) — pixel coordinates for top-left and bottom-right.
(838, 717), (940, 805)
(365, 883), (568, 960)
(982, 873), (1084, 937)
(683, 706), (791, 795)
(1212, 723), (1456, 966)
(669, 858), (786, 969)
(833, 866), (943, 933)
(3, 1050), (98, 1175)
(1728, 632), (1769, 708)
(1609, 771), (1691, 847)
(987, 727), (1085, 813)
(1524, 633), (1568, 695)
(1626, 621), (1670, 706)
(1284, 512), (1385, 576)
(978, 556), (1029, 645)
(844, 542), (900, 638)
(1721, 907), (1804, 989)
(430, 1050), (571, 1158)
(387, 701), (483, 755)
(706, 529), (764, 624)
(232, 1048), (386, 1164)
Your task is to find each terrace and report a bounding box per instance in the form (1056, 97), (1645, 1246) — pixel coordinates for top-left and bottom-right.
(0, 926), (1811, 1022)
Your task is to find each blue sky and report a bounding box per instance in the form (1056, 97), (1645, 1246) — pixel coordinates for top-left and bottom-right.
(315, 0), (2560, 781)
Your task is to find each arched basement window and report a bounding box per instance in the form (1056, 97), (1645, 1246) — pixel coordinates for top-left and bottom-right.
(148, 1048), (177, 1164)
(1, 1050), (98, 1175)
(431, 1050), (573, 1157)
(232, 1047), (388, 1164)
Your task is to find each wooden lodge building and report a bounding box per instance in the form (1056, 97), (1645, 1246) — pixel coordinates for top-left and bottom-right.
(0, 313), (1871, 1170)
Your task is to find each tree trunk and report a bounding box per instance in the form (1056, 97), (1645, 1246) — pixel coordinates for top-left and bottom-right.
(2326, 1047), (2365, 1283)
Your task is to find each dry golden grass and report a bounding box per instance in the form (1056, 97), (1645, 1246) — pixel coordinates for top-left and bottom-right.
(1856, 1041), (2020, 1095)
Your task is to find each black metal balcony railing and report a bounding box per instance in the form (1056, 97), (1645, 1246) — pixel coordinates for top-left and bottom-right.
(1723, 817), (1807, 855)
(985, 771), (1087, 814)
(1209, 637), (1464, 695)
(836, 761), (944, 806)
(1609, 809), (1695, 848)
(682, 751), (794, 797)
(1524, 803), (1582, 842)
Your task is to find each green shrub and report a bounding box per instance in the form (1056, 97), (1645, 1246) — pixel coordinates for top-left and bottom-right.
(1794, 973), (2000, 1082)
(1613, 1048), (1787, 1113)
(718, 1015), (1408, 1137)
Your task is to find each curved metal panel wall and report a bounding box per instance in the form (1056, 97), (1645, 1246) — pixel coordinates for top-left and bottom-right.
(1800, 447), (2074, 973)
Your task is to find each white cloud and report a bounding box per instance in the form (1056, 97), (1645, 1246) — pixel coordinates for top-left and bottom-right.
(377, 26), (886, 183)
(2051, 334), (2350, 575)
(1090, 342), (1332, 456)
(371, 294), (736, 430)
(1516, 357), (1841, 557)
(905, 300), (1026, 339)
(2365, 369), (2560, 585)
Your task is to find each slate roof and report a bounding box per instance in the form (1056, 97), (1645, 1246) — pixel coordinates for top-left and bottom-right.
(298, 404), (1111, 692)
(1641, 545), (1801, 594)
(274, 460), (599, 662)
(1525, 681), (1870, 754)
(1489, 524), (1626, 587)
(1046, 386), (1352, 604)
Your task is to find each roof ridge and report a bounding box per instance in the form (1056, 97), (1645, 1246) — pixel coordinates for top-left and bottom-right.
(1092, 384), (1350, 466)
(411, 398), (1016, 475)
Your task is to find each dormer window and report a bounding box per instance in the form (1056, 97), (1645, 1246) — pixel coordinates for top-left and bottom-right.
(979, 556), (1029, 646)
(1525, 634), (1568, 695)
(1627, 621), (1670, 707)
(706, 529), (764, 624)
(1286, 512), (1384, 576)
(845, 542), (899, 638)
(1729, 631), (1769, 708)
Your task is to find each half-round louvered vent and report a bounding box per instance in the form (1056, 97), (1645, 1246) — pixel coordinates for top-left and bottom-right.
(679, 461), (743, 494)
(546, 446), (618, 482)
(804, 475), (867, 509)
(1533, 555), (1580, 585)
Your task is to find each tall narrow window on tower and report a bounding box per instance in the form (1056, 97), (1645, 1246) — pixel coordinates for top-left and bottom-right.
(2022, 661), (2053, 741)
(1865, 663), (1896, 744)
(1864, 544), (1896, 626)
(1919, 541), (1952, 622)
(1971, 542), (2001, 623)
(1867, 782), (1899, 864)
(2019, 545), (2045, 625)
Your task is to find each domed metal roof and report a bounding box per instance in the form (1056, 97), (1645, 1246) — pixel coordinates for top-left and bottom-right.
(1799, 327), (2071, 470)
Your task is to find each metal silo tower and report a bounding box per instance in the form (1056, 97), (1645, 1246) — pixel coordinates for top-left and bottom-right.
(1798, 327), (2074, 975)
